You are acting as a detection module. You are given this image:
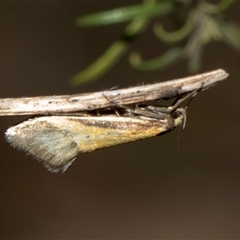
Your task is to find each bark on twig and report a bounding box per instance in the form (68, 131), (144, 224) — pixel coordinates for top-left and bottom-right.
(0, 69), (228, 116)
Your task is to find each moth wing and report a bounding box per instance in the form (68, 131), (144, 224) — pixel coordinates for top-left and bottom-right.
(5, 117), (79, 173)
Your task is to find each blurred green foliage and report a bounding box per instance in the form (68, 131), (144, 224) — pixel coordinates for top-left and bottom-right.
(71, 0), (239, 85)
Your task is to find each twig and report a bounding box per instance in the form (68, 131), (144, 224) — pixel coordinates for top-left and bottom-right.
(0, 69), (228, 116)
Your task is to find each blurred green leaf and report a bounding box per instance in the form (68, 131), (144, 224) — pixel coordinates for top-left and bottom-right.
(76, 1), (174, 27)
(71, 17), (149, 85)
(129, 47), (183, 71)
(215, 0), (235, 12)
(71, 0), (238, 85)
(203, 0), (235, 14)
(219, 20), (240, 51)
(71, 41), (127, 86)
(154, 11), (195, 43)
(188, 47), (203, 73)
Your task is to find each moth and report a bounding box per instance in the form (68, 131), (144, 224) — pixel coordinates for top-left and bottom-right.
(5, 107), (184, 173)
(1, 69), (228, 172)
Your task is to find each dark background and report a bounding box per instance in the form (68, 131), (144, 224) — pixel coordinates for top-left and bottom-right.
(0, 2), (240, 239)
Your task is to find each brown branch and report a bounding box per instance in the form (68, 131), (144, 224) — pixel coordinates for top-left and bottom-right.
(0, 69), (228, 116)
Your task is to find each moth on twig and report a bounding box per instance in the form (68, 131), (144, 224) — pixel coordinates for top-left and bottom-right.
(1, 69), (228, 173)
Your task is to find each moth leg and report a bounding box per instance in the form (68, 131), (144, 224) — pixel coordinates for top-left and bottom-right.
(102, 93), (168, 119)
